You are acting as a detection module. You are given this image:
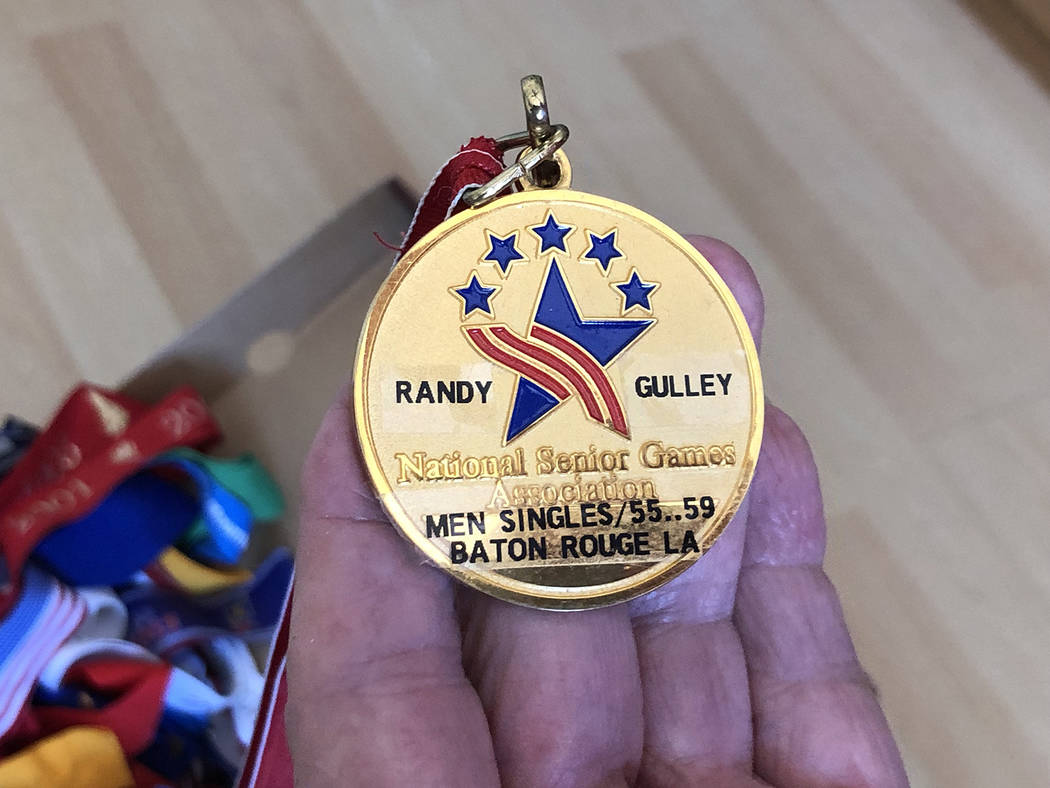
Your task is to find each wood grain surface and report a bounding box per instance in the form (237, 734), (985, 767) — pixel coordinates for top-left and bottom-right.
(2, 1), (1048, 784)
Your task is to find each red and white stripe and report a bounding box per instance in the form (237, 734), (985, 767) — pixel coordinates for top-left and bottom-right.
(465, 323), (628, 436)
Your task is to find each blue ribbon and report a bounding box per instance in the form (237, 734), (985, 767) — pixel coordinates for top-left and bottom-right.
(32, 450), (283, 586)
(33, 472), (198, 586)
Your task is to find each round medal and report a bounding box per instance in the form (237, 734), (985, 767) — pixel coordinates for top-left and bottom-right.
(354, 188), (762, 609)
(354, 75), (761, 610)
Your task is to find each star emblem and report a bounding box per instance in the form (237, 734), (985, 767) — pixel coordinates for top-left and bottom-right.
(449, 273), (500, 319)
(482, 231), (526, 277)
(463, 260), (653, 442)
(582, 230), (623, 274)
(530, 212), (573, 253)
(613, 268), (659, 313)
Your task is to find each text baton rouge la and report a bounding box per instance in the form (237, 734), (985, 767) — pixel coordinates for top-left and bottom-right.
(423, 497), (718, 565)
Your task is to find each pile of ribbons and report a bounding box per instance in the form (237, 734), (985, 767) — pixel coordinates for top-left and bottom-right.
(0, 385), (292, 787)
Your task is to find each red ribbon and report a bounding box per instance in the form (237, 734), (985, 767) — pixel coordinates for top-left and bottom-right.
(34, 658), (171, 755)
(398, 136), (505, 256)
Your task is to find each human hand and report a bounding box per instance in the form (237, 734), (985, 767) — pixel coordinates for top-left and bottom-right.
(285, 236), (908, 787)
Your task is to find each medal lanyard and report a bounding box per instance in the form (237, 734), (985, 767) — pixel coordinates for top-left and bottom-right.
(165, 448), (284, 566)
(0, 566), (84, 740)
(38, 589), (265, 751)
(30, 448), (281, 588)
(0, 385), (220, 611)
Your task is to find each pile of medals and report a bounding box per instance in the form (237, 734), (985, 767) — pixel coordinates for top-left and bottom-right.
(0, 385), (291, 787)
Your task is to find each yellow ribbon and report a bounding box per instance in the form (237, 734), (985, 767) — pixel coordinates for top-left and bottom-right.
(156, 548), (252, 594)
(0, 726), (133, 788)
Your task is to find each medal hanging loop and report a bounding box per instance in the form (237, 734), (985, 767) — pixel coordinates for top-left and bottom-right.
(463, 74), (571, 209)
(522, 74), (553, 147)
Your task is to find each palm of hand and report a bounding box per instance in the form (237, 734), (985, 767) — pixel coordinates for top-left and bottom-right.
(286, 237), (907, 787)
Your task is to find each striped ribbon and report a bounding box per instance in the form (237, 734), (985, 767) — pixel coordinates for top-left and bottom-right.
(159, 448), (284, 567)
(0, 566), (84, 739)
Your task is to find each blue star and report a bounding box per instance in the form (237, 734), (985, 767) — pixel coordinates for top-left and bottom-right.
(582, 231), (623, 273)
(449, 273), (499, 318)
(613, 269), (659, 312)
(505, 260), (653, 441)
(483, 232), (525, 276)
(530, 213), (572, 253)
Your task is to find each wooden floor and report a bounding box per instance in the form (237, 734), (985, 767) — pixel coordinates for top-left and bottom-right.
(3, 1), (1049, 784)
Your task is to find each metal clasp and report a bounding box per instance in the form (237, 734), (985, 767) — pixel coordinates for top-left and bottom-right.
(462, 75), (570, 209)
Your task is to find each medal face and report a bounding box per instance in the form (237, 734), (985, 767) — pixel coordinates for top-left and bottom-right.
(354, 190), (762, 609)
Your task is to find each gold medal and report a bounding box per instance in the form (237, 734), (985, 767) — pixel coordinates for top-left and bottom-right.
(354, 77), (762, 609)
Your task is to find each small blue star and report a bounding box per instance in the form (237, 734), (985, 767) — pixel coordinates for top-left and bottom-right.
(483, 232), (525, 276)
(530, 213), (572, 253)
(613, 269), (659, 312)
(583, 231), (623, 273)
(450, 273), (499, 318)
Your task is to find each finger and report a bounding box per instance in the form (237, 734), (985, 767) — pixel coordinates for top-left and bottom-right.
(734, 405), (907, 787)
(630, 237), (764, 785)
(286, 390), (499, 787)
(630, 514), (757, 787)
(460, 598), (643, 787)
